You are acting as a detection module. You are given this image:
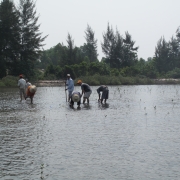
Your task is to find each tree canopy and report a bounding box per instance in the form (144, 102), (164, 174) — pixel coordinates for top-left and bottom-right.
(101, 23), (138, 68)
(0, 0), (47, 78)
(1, 1), (180, 80)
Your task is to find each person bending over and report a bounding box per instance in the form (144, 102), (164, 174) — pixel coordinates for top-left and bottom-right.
(77, 80), (92, 104)
(26, 85), (37, 104)
(70, 91), (81, 108)
(97, 85), (109, 103)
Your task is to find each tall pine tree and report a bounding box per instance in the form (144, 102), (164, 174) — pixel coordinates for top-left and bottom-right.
(155, 37), (169, 73)
(0, 0), (20, 77)
(122, 31), (138, 67)
(102, 24), (138, 68)
(66, 33), (75, 65)
(18, 0), (47, 76)
(83, 24), (98, 62)
(101, 23), (124, 68)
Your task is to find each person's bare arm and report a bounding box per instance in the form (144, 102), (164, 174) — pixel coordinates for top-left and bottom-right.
(98, 93), (101, 100)
(81, 90), (84, 96)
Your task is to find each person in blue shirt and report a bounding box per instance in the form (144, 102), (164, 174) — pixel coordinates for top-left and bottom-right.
(65, 74), (74, 102)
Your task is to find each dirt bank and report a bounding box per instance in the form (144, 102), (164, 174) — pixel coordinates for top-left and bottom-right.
(33, 78), (180, 87)
(34, 80), (65, 87)
(153, 78), (180, 84)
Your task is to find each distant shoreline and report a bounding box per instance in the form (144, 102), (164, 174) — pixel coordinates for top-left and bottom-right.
(34, 80), (65, 87)
(1, 78), (180, 88)
(34, 79), (180, 87)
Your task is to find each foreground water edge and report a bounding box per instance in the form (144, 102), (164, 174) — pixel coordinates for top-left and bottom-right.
(0, 85), (180, 180)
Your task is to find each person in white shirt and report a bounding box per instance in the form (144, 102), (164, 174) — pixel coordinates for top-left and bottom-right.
(25, 79), (32, 89)
(65, 74), (74, 102)
(17, 74), (26, 101)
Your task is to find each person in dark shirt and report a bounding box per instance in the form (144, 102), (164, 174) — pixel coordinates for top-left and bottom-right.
(77, 80), (92, 104)
(97, 85), (109, 103)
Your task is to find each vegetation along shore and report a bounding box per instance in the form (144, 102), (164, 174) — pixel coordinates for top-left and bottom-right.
(0, 75), (180, 88)
(1, 1), (180, 87)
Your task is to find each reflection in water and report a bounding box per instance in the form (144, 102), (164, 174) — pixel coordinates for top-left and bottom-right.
(1, 85), (180, 179)
(82, 103), (92, 110)
(102, 103), (109, 109)
(97, 102), (109, 109)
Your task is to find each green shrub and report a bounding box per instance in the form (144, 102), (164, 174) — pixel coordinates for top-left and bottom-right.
(165, 68), (180, 78)
(1, 75), (18, 87)
(0, 81), (5, 87)
(43, 74), (57, 80)
(74, 74), (153, 86)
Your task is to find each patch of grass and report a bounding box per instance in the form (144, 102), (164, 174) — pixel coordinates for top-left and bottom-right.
(0, 81), (5, 87)
(1, 76), (18, 87)
(75, 75), (154, 85)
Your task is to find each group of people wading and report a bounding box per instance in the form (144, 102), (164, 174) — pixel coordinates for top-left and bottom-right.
(65, 74), (109, 109)
(17, 73), (109, 107)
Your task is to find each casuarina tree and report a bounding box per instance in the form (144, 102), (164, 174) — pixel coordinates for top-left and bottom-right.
(83, 24), (98, 62)
(101, 23), (124, 68)
(102, 24), (139, 69)
(18, 0), (47, 77)
(122, 31), (139, 67)
(0, 0), (20, 77)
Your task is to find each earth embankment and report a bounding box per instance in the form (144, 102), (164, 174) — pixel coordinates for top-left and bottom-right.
(35, 80), (65, 87)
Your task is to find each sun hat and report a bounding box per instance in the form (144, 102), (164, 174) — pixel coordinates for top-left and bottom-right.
(67, 74), (70, 77)
(29, 85), (37, 93)
(77, 80), (82, 84)
(72, 94), (80, 102)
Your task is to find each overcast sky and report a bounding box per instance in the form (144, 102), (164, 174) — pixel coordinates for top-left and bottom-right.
(34, 0), (180, 60)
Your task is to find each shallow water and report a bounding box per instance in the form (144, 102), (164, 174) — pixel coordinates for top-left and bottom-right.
(0, 85), (180, 180)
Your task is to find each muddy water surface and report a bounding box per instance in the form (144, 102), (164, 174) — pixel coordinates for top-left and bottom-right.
(0, 85), (180, 180)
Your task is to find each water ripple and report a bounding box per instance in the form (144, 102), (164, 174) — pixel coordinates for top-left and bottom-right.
(0, 85), (180, 179)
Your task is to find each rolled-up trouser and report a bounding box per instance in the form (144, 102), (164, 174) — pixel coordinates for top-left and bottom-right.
(19, 88), (25, 98)
(68, 91), (73, 99)
(102, 87), (109, 100)
(84, 90), (92, 98)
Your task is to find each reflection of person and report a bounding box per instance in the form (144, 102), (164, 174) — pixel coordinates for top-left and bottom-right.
(70, 91), (81, 108)
(97, 85), (109, 103)
(18, 74), (26, 101)
(77, 80), (92, 104)
(65, 74), (74, 102)
(26, 85), (37, 104)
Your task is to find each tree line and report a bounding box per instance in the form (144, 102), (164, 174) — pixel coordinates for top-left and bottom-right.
(37, 23), (139, 76)
(1, 0), (180, 80)
(0, 0), (47, 78)
(40, 24), (180, 80)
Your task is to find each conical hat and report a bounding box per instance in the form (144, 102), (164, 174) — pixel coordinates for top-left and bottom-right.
(29, 85), (37, 93)
(72, 94), (80, 102)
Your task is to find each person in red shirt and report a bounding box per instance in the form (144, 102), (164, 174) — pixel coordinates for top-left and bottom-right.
(26, 85), (37, 104)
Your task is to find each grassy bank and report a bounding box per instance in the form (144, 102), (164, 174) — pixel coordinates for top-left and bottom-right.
(1, 75), (180, 87)
(74, 75), (154, 85)
(0, 76), (18, 87)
